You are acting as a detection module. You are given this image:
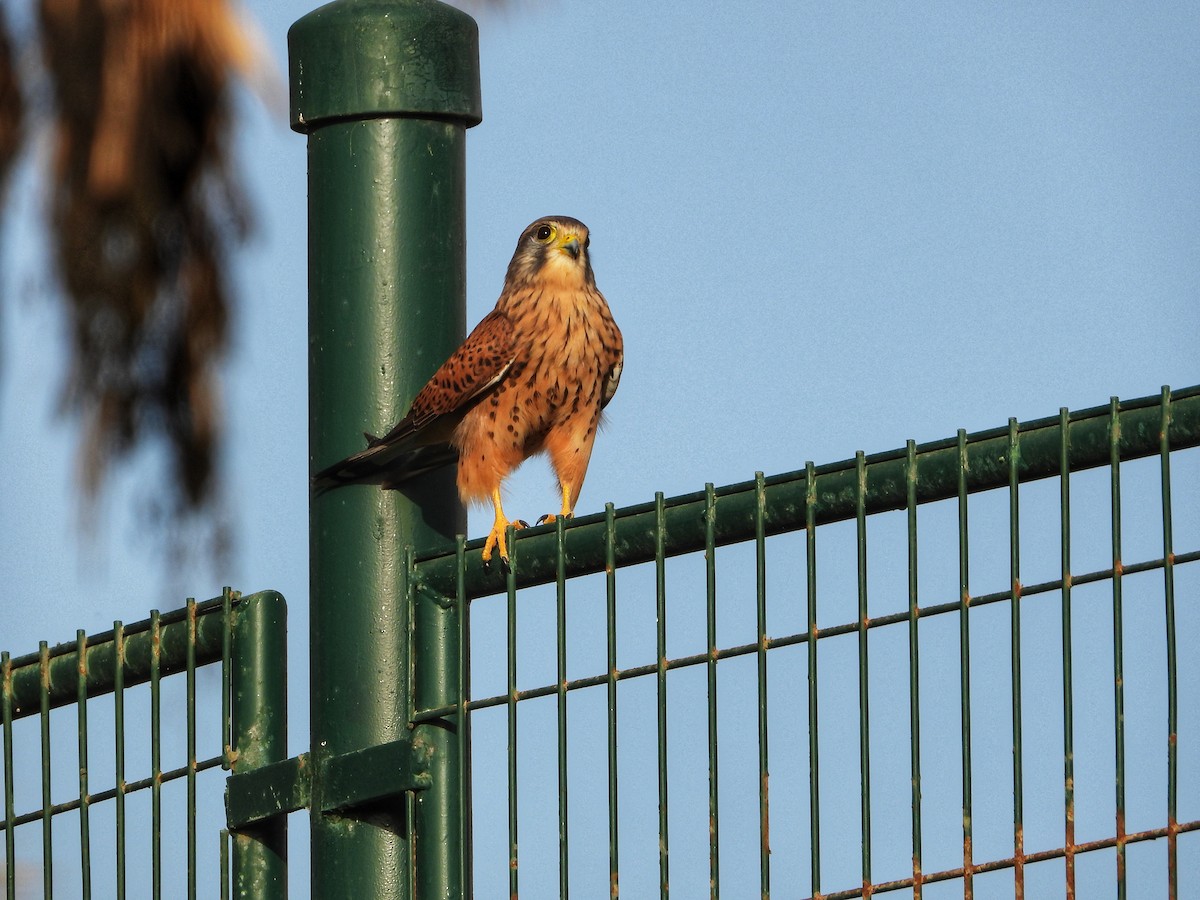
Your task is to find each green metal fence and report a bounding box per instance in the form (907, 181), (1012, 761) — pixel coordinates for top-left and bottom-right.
(0, 589), (286, 899)
(408, 383), (1199, 898)
(2, 387), (1196, 898)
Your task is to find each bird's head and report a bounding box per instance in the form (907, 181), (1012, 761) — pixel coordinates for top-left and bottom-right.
(504, 216), (595, 289)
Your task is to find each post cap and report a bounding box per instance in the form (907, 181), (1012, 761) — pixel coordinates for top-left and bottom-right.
(288, 0), (482, 132)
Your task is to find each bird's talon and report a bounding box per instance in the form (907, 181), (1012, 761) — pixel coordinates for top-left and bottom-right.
(536, 513), (555, 526)
(512, 519), (530, 530)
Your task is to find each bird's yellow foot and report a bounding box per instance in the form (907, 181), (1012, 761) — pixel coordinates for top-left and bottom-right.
(481, 518), (529, 575)
(535, 512), (573, 526)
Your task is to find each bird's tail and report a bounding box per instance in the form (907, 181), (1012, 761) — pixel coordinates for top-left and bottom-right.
(311, 442), (458, 496)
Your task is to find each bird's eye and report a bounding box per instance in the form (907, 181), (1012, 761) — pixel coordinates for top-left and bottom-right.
(535, 224), (553, 242)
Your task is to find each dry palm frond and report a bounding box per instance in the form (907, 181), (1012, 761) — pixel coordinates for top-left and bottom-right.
(38, 0), (255, 512)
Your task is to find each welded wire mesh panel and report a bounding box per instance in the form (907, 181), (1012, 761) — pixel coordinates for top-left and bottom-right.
(412, 385), (1200, 899)
(0, 591), (237, 900)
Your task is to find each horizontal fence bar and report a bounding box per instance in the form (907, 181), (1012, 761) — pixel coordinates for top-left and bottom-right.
(814, 820), (1200, 900)
(3, 595), (234, 720)
(1, 755), (226, 832)
(413, 385), (1200, 601)
(412, 548), (1198, 723)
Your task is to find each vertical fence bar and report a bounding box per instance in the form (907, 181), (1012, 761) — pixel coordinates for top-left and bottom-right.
(1109, 398), (1127, 900)
(1159, 388), (1178, 898)
(221, 590), (232, 771)
(1058, 408), (1076, 899)
(229, 591), (288, 899)
(403, 549), (417, 900)
(186, 599), (197, 900)
(655, 492), (670, 899)
(605, 503), (620, 898)
(149, 610), (161, 900)
(754, 473), (770, 899)
(38, 642), (51, 900)
(455, 538), (473, 900)
(113, 622), (125, 900)
(957, 431), (974, 898)
(219, 831), (229, 900)
(556, 518), (570, 900)
(75, 631), (91, 899)
(704, 484), (720, 899)
(855, 452), (873, 895)
(220, 591), (232, 900)
(805, 461), (821, 898)
(2, 652), (14, 900)
(507, 544), (520, 900)
(1008, 420), (1025, 898)
(905, 441), (923, 900)
(292, 2), (481, 893)
(411, 529), (467, 900)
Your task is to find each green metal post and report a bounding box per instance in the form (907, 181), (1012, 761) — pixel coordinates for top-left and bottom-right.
(230, 592), (289, 898)
(290, 1), (481, 896)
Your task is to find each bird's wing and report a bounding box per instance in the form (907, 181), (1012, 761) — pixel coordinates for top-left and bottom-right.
(312, 310), (516, 493)
(394, 308), (516, 436)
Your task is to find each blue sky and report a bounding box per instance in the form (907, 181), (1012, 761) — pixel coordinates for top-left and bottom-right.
(1, 1), (1197, 896)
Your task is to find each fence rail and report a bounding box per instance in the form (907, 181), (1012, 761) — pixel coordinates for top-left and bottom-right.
(1, 589), (286, 900)
(413, 384), (1200, 600)
(3, 385), (1196, 898)
(416, 384), (1199, 899)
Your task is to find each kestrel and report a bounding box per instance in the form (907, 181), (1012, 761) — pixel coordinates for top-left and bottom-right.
(313, 216), (624, 571)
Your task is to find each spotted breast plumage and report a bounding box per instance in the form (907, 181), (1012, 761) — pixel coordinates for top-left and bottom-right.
(313, 216), (624, 571)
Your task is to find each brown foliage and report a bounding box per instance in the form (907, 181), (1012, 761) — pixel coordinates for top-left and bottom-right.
(37, 0), (253, 510)
(0, 9), (22, 197)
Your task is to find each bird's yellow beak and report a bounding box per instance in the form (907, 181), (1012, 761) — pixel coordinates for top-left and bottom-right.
(559, 234), (581, 260)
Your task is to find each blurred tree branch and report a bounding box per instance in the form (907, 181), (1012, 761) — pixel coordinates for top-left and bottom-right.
(1, 0), (261, 550)
(38, 0), (256, 509)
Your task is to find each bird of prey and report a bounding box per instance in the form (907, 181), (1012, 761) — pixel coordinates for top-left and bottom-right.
(313, 216), (624, 571)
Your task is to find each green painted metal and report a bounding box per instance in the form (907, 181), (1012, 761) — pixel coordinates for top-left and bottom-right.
(905, 440), (924, 898)
(227, 756), (310, 831)
(321, 738), (432, 812)
(655, 493), (670, 900)
(150, 610), (162, 900)
(854, 453), (873, 894)
(3, 604), (227, 719)
(506, 540), (520, 899)
(228, 591), (288, 898)
(454, 537), (474, 900)
(1, 652), (13, 898)
(1059, 408), (1077, 898)
(413, 386), (1200, 601)
(555, 517), (570, 900)
(956, 431), (974, 894)
(1008, 420), (1026, 899)
(187, 600), (199, 900)
(1109, 398), (1128, 900)
(1159, 388), (1179, 898)
(75, 631), (92, 899)
(38, 643), (51, 900)
(604, 504), (620, 898)
(426, 386), (1197, 895)
(293, 0), (480, 895)
(754, 474), (770, 899)
(1, 594), (263, 897)
(113, 622), (126, 899)
(704, 484), (720, 899)
(804, 462), (821, 898)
